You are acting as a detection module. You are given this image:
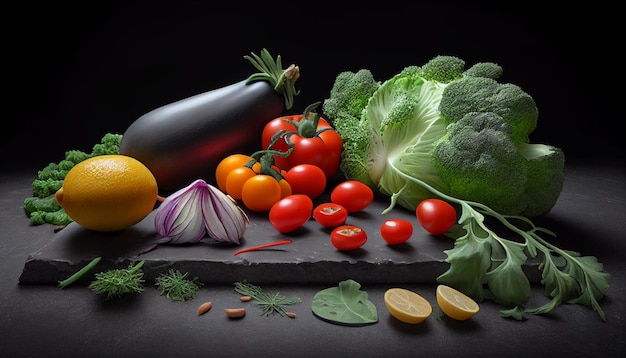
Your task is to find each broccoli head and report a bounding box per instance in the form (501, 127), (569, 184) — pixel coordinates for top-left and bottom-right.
(439, 76), (538, 144)
(463, 62), (503, 79)
(419, 55), (466, 83)
(432, 111), (528, 215)
(326, 55), (563, 218)
(322, 69), (380, 123)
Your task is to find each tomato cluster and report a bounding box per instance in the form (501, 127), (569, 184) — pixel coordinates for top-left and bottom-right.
(261, 103), (342, 180)
(215, 106), (458, 252)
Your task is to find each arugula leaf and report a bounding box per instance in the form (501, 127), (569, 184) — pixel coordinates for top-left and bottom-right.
(311, 279), (378, 326)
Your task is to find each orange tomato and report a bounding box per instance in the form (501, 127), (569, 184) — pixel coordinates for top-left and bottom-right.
(215, 154), (254, 192)
(241, 175), (282, 212)
(225, 166), (257, 200)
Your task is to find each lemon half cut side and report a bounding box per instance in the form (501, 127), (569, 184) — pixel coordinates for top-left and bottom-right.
(384, 288), (432, 324)
(436, 284), (480, 321)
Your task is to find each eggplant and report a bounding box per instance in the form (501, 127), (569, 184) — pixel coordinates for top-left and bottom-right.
(119, 49), (299, 191)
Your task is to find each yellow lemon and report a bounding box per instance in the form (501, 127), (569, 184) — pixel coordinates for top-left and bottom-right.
(55, 154), (158, 232)
(384, 288), (432, 324)
(436, 284), (480, 321)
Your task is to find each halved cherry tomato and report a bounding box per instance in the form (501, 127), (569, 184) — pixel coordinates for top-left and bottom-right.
(241, 174), (282, 212)
(313, 203), (348, 227)
(283, 164), (326, 199)
(416, 199), (457, 235)
(330, 225), (367, 251)
(380, 219), (413, 245)
(330, 180), (374, 212)
(261, 103), (342, 179)
(269, 194), (313, 233)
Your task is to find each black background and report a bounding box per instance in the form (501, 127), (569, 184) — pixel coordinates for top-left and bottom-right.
(3, 1), (622, 171)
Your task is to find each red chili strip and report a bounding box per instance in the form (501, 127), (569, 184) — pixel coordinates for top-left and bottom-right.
(233, 240), (292, 256)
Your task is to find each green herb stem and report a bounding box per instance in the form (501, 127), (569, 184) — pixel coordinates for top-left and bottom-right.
(58, 257), (102, 288)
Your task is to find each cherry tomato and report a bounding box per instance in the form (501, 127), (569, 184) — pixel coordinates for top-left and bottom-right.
(330, 225), (367, 251)
(269, 194), (314, 233)
(313, 203), (348, 227)
(241, 175), (282, 212)
(330, 180), (374, 212)
(215, 154), (254, 192)
(283, 164), (326, 199)
(416, 199), (457, 235)
(261, 108), (342, 179)
(380, 219), (413, 245)
(224, 166), (258, 200)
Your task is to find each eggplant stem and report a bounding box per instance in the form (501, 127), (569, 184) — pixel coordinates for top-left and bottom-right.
(244, 48), (299, 110)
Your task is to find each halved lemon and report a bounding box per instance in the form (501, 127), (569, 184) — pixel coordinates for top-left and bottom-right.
(436, 284), (480, 321)
(384, 288), (432, 324)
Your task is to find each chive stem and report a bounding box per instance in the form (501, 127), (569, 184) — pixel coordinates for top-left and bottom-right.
(58, 256), (102, 288)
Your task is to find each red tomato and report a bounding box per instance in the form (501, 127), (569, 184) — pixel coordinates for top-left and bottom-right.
(380, 219), (413, 245)
(269, 194), (314, 233)
(313, 203), (348, 227)
(416, 199), (457, 235)
(330, 180), (374, 212)
(261, 111), (342, 179)
(283, 164), (326, 199)
(330, 225), (367, 251)
(261, 117), (294, 169)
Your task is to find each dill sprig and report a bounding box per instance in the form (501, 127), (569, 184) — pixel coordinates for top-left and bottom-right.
(88, 260), (145, 300)
(234, 281), (301, 317)
(155, 269), (203, 301)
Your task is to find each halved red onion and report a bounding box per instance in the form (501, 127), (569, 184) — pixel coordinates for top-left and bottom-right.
(154, 179), (248, 244)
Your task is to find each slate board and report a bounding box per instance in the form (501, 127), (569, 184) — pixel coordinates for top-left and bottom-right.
(19, 193), (542, 286)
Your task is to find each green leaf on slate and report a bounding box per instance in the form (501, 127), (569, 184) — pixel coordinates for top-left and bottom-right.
(311, 279), (378, 326)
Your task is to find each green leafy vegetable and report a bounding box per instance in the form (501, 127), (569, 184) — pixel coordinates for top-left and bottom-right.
(311, 279), (378, 326)
(88, 260), (145, 300)
(155, 269), (203, 301)
(233, 281), (301, 317)
(23, 133), (123, 227)
(323, 55), (610, 321)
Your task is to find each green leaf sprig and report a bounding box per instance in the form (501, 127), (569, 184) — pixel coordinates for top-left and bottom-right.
(155, 269), (203, 301)
(388, 166), (610, 321)
(88, 260), (145, 300)
(234, 281), (301, 317)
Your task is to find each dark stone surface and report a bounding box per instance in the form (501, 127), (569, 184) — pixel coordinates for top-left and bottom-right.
(19, 190), (544, 286)
(3, 164), (625, 357)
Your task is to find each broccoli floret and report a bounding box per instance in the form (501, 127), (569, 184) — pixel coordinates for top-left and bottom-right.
(91, 133), (123, 156)
(419, 55), (466, 83)
(463, 62), (503, 79)
(439, 76), (538, 144)
(322, 69), (380, 123)
(432, 111), (528, 215)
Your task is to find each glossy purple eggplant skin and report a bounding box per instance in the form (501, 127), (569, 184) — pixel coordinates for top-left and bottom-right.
(119, 80), (284, 191)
